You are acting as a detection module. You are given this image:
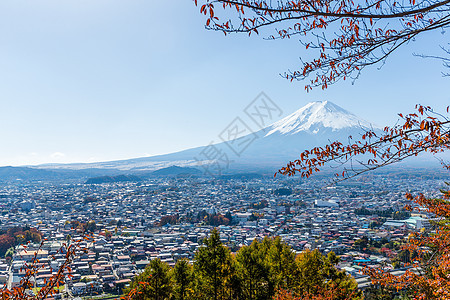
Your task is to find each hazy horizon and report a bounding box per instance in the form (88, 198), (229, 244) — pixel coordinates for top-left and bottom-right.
(0, 0), (448, 166)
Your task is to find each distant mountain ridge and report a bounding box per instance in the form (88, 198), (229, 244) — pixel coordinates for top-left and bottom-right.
(152, 166), (201, 176)
(0, 166), (120, 182)
(1, 101), (385, 180)
(35, 101), (375, 171)
(86, 175), (142, 184)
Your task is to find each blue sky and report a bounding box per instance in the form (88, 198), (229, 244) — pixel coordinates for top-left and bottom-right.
(0, 0), (448, 166)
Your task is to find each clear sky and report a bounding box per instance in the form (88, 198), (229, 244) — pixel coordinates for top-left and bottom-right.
(0, 0), (448, 166)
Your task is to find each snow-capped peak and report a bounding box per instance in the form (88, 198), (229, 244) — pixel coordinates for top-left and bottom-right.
(265, 101), (373, 136)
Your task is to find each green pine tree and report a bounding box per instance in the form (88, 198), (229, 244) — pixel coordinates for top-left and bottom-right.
(235, 239), (271, 299)
(171, 258), (194, 300)
(124, 258), (173, 300)
(194, 228), (234, 300)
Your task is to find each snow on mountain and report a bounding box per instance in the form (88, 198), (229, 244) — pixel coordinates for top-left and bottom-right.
(265, 101), (373, 136)
(30, 100), (377, 174)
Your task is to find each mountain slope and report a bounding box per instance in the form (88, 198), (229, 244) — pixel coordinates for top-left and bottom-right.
(265, 100), (373, 136)
(226, 101), (375, 169)
(30, 101), (375, 175)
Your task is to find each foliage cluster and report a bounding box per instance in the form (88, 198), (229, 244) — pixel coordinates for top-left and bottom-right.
(0, 235), (91, 300)
(354, 207), (411, 222)
(248, 200), (269, 210)
(0, 226), (42, 258)
(65, 220), (97, 233)
(158, 215), (179, 227)
(191, 211), (232, 226)
(363, 186), (450, 299)
(124, 229), (360, 300)
(195, 0), (450, 91)
(274, 189), (292, 196)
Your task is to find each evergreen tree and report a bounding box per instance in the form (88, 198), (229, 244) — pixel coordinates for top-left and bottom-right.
(194, 228), (234, 300)
(121, 231), (361, 300)
(265, 236), (297, 291)
(124, 258), (172, 300)
(236, 239), (271, 299)
(171, 258), (194, 300)
(292, 249), (361, 299)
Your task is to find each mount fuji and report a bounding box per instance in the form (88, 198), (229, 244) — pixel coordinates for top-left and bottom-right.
(30, 101), (376, 176)
(265, 100), (372, 136)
